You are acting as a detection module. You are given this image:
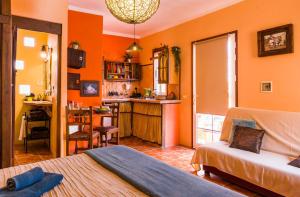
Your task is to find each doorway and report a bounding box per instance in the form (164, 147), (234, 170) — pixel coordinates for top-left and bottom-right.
(192, 32), (238, 148)
(11, 16), (62, 165)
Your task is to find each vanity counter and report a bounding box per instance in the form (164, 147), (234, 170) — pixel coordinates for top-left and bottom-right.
(102, 98), (181, 104)
(23, 101), (53, 106)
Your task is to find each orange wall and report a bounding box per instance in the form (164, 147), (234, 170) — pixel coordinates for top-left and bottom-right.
(102, 34), (135, 62)
(67, 11), (139, 153)
(139, 0), (300, 147)
(11, 0), (68, 156)
(68, 10), (103, 107)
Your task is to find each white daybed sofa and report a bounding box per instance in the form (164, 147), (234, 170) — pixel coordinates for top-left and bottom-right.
(191, 107), (300, 197)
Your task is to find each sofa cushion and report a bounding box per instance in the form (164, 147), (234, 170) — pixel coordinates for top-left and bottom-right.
(288, 156), (300, 168)
(191, 141), (300, 196)
(230, 126), (265, 153)
(228, 119), (256, 143)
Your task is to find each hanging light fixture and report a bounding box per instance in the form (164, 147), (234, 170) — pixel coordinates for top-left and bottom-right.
(106, 0), (160, 52)
(105, 0), (160, 24)
(40, 45), (52, 62)
(127, 24), (142, 52)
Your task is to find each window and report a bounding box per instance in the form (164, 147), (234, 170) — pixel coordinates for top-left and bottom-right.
(23, 37), (35, 47)
(193, 33), (237, 147)
(197, 113), (225, 132)
(153, 52), (167, 96)
(19, 84), (31, 96)
(15, 60), (25, 70)
(196, 113), (225, 144)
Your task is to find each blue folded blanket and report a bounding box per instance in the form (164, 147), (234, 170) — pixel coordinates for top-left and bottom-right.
(86, 146), (244, 197)
(7, 167), (44, 191)
(0, 173), (63, 197)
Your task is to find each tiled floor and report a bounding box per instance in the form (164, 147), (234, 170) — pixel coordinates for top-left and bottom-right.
(121, 137), (259, 197)
(13, 137), (259, 196)
(14, 141), (54, 166)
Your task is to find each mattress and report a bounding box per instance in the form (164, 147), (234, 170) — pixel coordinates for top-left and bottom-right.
(0, 153), (146, 197)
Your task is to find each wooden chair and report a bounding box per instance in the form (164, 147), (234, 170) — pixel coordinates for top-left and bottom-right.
(66, 106), (100, 155)
(94, 103), (120, 147)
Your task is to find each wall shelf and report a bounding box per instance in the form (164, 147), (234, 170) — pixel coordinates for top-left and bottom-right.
(104, 60), (141, 82)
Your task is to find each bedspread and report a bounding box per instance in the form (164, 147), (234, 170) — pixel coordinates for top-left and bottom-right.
(0, 154), (146, 197)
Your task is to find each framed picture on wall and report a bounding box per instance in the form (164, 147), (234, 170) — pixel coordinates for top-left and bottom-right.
(258, 24), (293, 57)
(67, 73), (80, 90)
(80, 80), (100, 97)
(260, 81), (272, 93)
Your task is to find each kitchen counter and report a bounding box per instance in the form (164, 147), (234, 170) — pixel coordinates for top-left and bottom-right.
(102, 98), (181, 104)
(103, 98), (180, 148)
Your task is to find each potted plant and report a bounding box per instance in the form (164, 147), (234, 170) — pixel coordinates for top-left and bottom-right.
(123, 52), (133, 63)
(70, 41), (80, 49)
(171, 46), (181, 72)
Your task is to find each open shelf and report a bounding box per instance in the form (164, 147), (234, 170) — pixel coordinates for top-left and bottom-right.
(104, 60), (141, 82)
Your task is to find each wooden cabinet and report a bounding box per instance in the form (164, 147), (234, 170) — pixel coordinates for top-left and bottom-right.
(68, 48), (86, 69)
(104, 60), (141, 82)
(158, 47), (169, 84)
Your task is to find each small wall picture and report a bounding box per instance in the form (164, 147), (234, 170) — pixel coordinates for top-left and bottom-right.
(261, 81), (272, 93)
(67, 73), (80, 90)
(258, 24), (293, 57)
(80, 80), (99, 97)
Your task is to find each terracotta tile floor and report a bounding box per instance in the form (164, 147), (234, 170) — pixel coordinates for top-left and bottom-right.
(13, 137), (259, 196)
(121, 137), (259, 197)
(14, 141), (54, 166)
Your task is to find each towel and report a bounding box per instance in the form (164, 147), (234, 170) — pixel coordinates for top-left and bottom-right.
(7, 167), (44, 191)
(0, 173), (63, 197)
(18, 115), (26, 141)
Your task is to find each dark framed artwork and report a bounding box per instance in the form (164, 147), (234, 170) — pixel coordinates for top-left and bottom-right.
(258, 24), (293, 57)
(67, 73), (80, 90)
(260, 81), (272, 93)
(80, 80), (100, 97)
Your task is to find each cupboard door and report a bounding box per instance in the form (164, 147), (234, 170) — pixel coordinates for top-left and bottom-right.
(68, 48), (86, 69)
(158, 47), (169, 84)
(133, 63), (141, 80)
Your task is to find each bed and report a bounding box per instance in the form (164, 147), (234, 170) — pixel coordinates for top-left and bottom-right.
(0, 146), (244, 197)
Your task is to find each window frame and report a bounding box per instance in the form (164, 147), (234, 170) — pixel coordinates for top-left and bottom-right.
(152, 47), (168, 96)
(196, 113), (225, 132)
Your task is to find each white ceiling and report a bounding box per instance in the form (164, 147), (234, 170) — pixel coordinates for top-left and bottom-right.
(68, 0), (243, 38)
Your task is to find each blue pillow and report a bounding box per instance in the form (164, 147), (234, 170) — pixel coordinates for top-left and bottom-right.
(228, 119), (256, 143)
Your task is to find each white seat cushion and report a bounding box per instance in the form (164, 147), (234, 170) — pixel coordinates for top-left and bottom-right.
(192, 141), (300, 197)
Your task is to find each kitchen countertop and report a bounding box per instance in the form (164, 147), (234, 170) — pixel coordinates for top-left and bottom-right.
(102, 98), (181, 104)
